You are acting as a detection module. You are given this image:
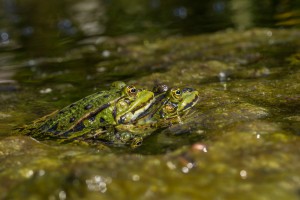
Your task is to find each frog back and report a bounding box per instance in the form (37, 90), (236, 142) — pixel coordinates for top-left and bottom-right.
(39, 89), (122, 134)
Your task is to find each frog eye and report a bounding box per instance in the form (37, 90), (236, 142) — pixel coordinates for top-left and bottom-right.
(171, 88), (182, 99)
(130, 88), (136, 93)
(126, 85), (137, 96)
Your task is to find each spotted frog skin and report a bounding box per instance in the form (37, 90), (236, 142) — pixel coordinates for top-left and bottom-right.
(17, 82), (199, 148)
(19, 82), (154, 139)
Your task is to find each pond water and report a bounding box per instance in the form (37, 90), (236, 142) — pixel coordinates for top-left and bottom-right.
(0, 0), (300, 199)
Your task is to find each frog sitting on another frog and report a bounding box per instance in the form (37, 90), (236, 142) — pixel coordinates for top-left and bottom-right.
(16, 81), (199, 148)
(115, 87), (199, 147)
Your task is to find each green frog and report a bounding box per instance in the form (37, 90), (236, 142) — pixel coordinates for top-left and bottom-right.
(159, 87), (199, 120)
(17, 82), (199, 148)
(18, 82), (154, 139)
(114, 87), (199, 147)
(131, 87), (199, 124)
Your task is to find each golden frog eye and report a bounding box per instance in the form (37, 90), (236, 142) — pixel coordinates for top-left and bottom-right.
(126, 85), (137, 97)
(171, 88), (182, 100)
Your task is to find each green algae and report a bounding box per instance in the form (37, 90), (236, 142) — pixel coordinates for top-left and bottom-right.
(1, 28), (300, 199)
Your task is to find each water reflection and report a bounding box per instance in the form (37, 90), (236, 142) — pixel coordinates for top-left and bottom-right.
(173, 6), (188, 19)
(0, 0), (299, 59)
(230, 0), (253, 29)
(57, 19), (77, 36)
(70, 0), (106, 36)
(0, 32), (10, 44)
(105, 0), (233, 35)
(0, 0), (299, 110)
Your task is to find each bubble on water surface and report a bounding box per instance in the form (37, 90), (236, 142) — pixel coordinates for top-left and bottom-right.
(218, 71), (227, 82)
(102, 50), (110, 58)
(1, 32), (9, 41)
(40, 88), (53, 94)
(166, 161), (176, 170)
(58, 190), (66, 200)
(86, 175), (111, 193)
(0, 32), (10, 44)
(182, 166), (189, 173)
(25, 169), (34, 178)
(240, 170), (247, 179)
(266, 30), (273, 37)
(132, 174), (140, 181)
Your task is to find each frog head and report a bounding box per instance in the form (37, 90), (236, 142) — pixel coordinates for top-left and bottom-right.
(114, 84), (141, 114)
(166, 88), (183, 103)
(132, 86), (199, 125)
(116, 88), (155, 124)
(122, 85), (138, 99)
(158, 87), (199, 120)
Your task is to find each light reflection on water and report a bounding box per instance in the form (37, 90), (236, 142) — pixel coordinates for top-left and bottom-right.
(0, 0), (298, 69)
(86, 175), (112, 193)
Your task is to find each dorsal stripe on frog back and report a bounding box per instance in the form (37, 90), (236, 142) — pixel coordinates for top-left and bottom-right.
(67, 102), (111, 131)
(42, 89), (122, 133)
